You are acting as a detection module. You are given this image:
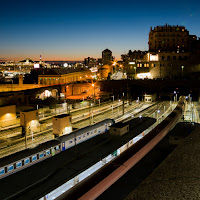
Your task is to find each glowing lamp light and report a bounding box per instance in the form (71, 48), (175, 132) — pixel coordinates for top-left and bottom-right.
(64, 63), (68, 68)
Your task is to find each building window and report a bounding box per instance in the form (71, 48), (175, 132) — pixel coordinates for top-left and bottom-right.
(167, 56), (170, 61)
(173, 56), (176, 60)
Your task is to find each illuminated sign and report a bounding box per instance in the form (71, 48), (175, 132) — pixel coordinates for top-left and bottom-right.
(129, 62), (135, 65)
(34, 64), (40, 68)
(149, 54), (159, 61)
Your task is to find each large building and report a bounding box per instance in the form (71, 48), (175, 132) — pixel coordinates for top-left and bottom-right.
(148, 24), (200, 78)
(38, 68), (92, 86)
(84, 57), (97, 68)
(102, 49), (113, 65)
(121, 25), (200, 79)
(148, 24), (196, 53)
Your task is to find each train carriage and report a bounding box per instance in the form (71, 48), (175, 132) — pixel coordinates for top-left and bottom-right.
(0, 119), (114, 179)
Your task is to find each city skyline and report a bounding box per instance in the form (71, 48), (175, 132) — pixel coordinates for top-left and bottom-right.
(1, 0), (200, 61)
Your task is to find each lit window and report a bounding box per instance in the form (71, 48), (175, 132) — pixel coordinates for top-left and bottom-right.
(39, 153), (44, 159)
(0, 168), (5, 175)
(7, 165), (14, 172)
(16, 161), (22, 168)
(24, 158), (30, 165)
(32, 155), (37, 161)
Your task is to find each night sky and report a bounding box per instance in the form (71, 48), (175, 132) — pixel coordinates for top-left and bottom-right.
(0, 0), (199, 61)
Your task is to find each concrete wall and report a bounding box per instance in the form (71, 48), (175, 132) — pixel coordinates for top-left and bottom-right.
(109, 124), (129, 136)
(0, 105), (16, 122)
(20, 110), (39, 133)
(53, 114), (72, 137)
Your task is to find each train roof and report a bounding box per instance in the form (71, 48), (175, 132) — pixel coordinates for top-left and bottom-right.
(0, 139), (60, 167)
(58, 118), (114, 143)
(0, 119), (114, 168)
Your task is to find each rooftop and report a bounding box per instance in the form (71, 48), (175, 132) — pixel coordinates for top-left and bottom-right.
(110, 122), (129, 128)
(54, 113), (70, 118)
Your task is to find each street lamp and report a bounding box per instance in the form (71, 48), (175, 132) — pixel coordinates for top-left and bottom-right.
(181, 66), (184, 78)
(134, 66), (136, 78)
(91, 103), (93, 125)
(113, 61), (116, 74)
(112, 95), (114, 102)
(118, 99), (121, 114)
(157, 110), (160, 121)
(92, 83), (95, 103)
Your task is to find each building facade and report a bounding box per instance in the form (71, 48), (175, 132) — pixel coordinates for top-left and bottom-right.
(102, 49), (113, 65)
(38, 70), (92, 86)
(121, 24), (200, 79)
(149, 24), (191, 53)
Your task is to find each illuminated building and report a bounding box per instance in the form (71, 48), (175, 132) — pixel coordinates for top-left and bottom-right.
(53, 114), (72, 137)
(121, 25), (200, 79)
(98, 65), (112, 80)
(84, 57), (97, 68)
(38, 70), (92, 86)
(20, 109), (39, 133)
(0, 105), (16, 126)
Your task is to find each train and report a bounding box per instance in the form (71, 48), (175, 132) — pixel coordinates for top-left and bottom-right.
(0, 119), (114, 179)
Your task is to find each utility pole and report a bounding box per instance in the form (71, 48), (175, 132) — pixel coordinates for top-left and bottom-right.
(89, 100), (91, 125)
(123, 92), (125, 115)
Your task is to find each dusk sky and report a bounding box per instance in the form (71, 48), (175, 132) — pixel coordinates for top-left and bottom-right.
(0, 0), (200, 61)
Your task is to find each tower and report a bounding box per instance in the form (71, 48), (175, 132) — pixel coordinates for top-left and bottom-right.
(39, 55), (42, 64)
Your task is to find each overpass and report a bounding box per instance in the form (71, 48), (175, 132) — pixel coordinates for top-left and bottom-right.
(0, 79), (199, 106)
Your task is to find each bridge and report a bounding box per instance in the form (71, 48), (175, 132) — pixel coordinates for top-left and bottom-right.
(0, 79), (199, 106)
